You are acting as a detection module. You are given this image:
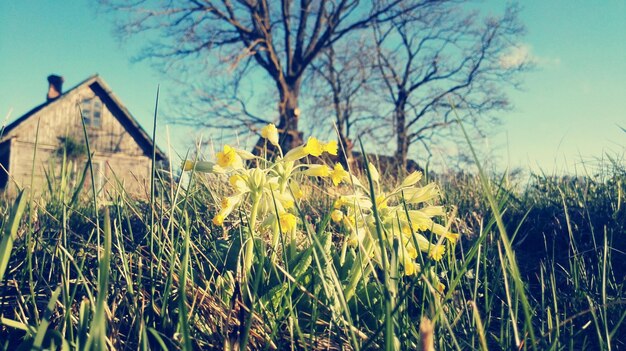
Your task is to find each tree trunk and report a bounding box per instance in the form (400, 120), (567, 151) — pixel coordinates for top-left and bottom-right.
(337, 132), (354, 169)
(276, 81), (303, 152)
(394, 93), (409, 168)
(253, 78), (303, 157)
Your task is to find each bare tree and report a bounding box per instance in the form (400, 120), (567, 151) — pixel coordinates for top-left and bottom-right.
(101, 0), (438, 153)
(167, 67), (272, 139)
(373, 4), (528, 165)
(306, 37), (380, 164)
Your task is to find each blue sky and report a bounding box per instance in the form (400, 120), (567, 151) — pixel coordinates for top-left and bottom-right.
(1, 1), (624, 174)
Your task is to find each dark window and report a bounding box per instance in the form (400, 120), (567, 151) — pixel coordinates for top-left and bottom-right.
(81, 98), (102, 128)
(0, 142), (10, 189)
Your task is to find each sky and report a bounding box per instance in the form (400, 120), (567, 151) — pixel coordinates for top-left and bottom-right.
(0, 1), (624, 175)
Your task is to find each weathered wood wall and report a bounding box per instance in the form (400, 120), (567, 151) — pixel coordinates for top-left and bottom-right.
(2, 82), (154, 197)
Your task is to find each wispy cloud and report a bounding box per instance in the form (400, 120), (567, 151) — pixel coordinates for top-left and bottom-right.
(500, 45), (533, 68)
(499, 44), (560, 69)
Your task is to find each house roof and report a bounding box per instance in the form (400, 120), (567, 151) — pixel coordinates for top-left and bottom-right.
(2, 74), (167, 161)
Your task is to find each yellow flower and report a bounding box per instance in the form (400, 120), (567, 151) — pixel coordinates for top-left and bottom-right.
(421, 206), (445, 217)
(406, 243), (418, 259)
(304, 164), (330, 177)
(401, 225), (412, 236)
(333, 199), (344, 209)
(368, 162), (380, 183)
(330, 163), (349, 186)
(246, 168), (267, 193)
(400, 171), (423, 188)
(213, 194), (242, 227)
(331, 209), (344, 223)
(430, 223), (460, 244)
(323, 140), (338, 156)
(229, 174), (248, 193)
(404, 258), (418, 276)
(234, 148), (256, 160)
(279, 213), (297, 233)
(216, 145), (240, 168)
(428, 244), (445, 261)
(402, 183), (439, 204)
(399, 241), (419, 275)
(261, 123), (279, 146)
(346, 214), (357, 228)
(282, 199), (295, 210)
(182, 160), (215, 172)
(375, 194), (388, 210)
(221, 197), (232, 208)
(272, 190), (295, 210)
(228, 174), (241, 186)
(413, 232), (444, 259)
(213, 214), (225, 226)
(282, 146), (308, 163)
(282, 138), (335, 162)
(347, 226), (367, 246)
(407, 211), (434, 231)
(303, 137), (324, 157)
(182, 160), (194, 171)
(289, 182), (305, 200)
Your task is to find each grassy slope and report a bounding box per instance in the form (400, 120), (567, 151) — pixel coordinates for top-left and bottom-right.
(0, 156), (624, 350)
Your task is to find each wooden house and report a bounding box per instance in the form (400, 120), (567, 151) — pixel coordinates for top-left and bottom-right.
(0, 74), (167, 197)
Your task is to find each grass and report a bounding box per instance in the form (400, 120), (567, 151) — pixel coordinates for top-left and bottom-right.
(0, 133), (624, 350)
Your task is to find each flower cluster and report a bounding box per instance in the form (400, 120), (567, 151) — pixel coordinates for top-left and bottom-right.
(183, 124), (342, 260)
(183, 123), (457, 285)
(331, 164), (459, 277)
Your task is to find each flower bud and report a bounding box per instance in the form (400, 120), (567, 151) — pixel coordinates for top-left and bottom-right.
(331, 209), (344, 223)
(261, 123), (280, 146)
(304, 164), (330, 177)
(247, 168), (266, 193)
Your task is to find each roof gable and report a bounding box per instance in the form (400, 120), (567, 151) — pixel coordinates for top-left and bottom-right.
(2, 75), (167, 161)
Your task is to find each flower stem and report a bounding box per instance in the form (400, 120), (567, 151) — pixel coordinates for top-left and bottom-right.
(243, 194), (261, 281)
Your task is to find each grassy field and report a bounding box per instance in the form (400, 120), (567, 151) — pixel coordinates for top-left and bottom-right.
(0, 132), (624, 350)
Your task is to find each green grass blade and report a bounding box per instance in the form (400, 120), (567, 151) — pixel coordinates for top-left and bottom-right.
(452, 105), (538, 350)
(0, 190), (27, 281)
(357, 138), (394, 351)
(178, 212), (193, 350)
(84, 207), (112, 351)
(32, 286), (63, 349)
